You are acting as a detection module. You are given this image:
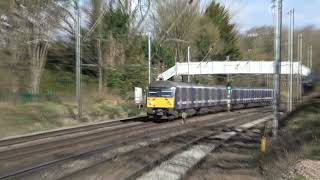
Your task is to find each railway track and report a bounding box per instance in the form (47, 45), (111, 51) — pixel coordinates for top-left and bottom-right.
(134, 116), (272, 180)
(0, 106), (272, 180)
(186, 129), (264, 179)
(0, 116), (147, 148)
(59, 111), (272, 180)
(128, 114), (271, 180)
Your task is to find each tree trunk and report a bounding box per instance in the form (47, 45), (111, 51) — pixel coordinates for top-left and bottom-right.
(30, 68), (41, 94)
(29, 42), (48, 95)
(97, 39), (104, 96)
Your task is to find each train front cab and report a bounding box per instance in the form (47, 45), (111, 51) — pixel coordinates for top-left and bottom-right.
(147, 87), (176, 119)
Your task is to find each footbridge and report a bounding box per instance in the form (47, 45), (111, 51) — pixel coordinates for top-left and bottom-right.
(158, 61), (311, 80)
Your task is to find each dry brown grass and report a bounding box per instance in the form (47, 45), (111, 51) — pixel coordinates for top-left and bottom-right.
(262, 96), (320, 180)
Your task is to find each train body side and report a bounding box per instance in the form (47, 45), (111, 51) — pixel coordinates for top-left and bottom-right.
(147, 81), (273, 119)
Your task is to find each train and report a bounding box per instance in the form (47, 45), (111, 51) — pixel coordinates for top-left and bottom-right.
(302, 72), (316, 93)
(146, 80), (273, 119)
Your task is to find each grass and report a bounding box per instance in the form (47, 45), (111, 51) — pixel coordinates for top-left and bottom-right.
(0, 97), (143, 138)
(88, 98), (143, 119)
(0, 70), (144, 139)
(262, 96), (320, 179)
(0, 101), (78, 138)
(292, 176), (309, 180)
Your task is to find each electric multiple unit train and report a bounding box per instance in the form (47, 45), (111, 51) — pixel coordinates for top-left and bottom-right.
(147, 80), (273, 119)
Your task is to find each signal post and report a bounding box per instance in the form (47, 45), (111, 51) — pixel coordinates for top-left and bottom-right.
(226, 83), (232, 112)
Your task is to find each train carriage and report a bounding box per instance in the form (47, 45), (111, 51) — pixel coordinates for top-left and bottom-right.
(147, 80), (273, 119)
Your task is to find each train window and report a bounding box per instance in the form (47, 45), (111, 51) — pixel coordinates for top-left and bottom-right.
(204, 88), (209, 103)
(188, 88), (192, 101)
(148, 88), (173, 97)
(148, 88), (160, 97)
(176, 87), (181, 102)
(197, 88), (201, 101)
(202, 88), (205, 101)
(215, 89), (219, 100)
(211, 88), (215, 100)
(182, 88), (188, 101)
(161, 90), (172, 97)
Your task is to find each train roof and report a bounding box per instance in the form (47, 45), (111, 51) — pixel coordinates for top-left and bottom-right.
(149, 80), (193, 87)
(149, 80), (272, 90)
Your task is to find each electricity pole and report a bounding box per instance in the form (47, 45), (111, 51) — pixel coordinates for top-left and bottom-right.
(226, 56), (230, 83)
(148, 33), (152, 84)
(287, 9), (294, 112)
(273, 0), (282, 137)
(290, 9), (294, 111)
(75, 0), (82, 119)
(187, 46), (191, 83)
(298, 34), (303, 100)
(296, 34), (300, 101)
(97, 39), (103, 96)
(308, 45), (313, 70)
(310, 45), (313, 70)
(287, 10), (291, 112)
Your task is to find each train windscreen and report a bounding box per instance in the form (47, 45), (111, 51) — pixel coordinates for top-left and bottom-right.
(148, 88), (173, 97)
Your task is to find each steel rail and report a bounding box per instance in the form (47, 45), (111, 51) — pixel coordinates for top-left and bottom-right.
(0, 116), (147, 147)
(135, 115), (273, 180)
(0, 109), (271, 179)
(124, 113), (270, 180)
(0, 121), (155, 161)
(0, 107), (270, 163)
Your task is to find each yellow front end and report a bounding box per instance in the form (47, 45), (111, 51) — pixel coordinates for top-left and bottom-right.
(147, 97), (175, 108)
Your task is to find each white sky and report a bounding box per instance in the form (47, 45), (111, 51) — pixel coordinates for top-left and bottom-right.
(209, 0), (320, 32)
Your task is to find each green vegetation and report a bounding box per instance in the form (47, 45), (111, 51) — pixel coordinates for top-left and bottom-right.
(0, 102), (76, 138)
(205, 2), (241, 59)
(263, 96), (320, 179)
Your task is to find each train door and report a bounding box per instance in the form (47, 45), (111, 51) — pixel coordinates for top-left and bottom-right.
(223, 89), (228, 104)
(240, 90), (244, 104)
(211, 88), (216, 106)
(187, 87), (191, 109)
(213, 88), (218, 105)
(252, 90), (255, 103)
(204, 88), (209, 107)
(217, 89), (221, 105)
(234, 90), (238, 104)
(196, 88), (201, 108)
(208, 88), (212, 106)
(181, 88), (187, 109)
(246, 89), (248, 103)
(215, 88), (219, 105)
(175, 87), (181, 109)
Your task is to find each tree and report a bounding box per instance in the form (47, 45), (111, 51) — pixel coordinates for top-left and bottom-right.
(154, 0), (199, 63)
(205, 1), (241, 59)
(118, 0), (151, 32)
(190, 16), (222, 61)
(90, 0), (104, 95)
(239, 26), (274, 60)
(1, 0), (69, 94)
